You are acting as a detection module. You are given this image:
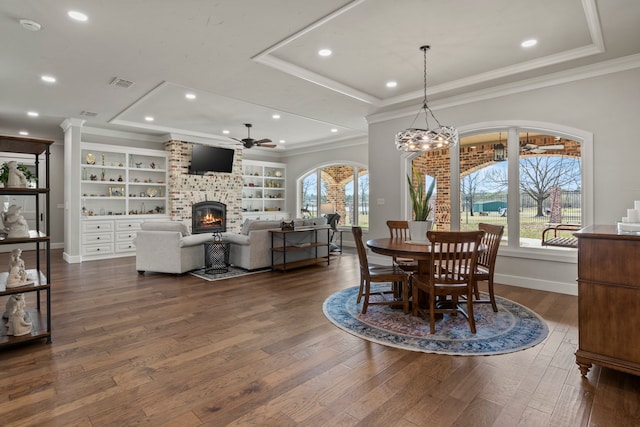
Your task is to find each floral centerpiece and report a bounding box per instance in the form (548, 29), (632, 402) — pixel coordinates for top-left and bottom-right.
(407, 167), (435, 242)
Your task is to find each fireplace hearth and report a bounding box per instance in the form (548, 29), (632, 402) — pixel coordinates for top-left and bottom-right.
(192, 201), (226, 234)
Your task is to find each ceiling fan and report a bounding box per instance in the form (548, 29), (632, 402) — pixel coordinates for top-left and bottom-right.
(232, 123), (276, 149)
(520, 143), (565, 154)
(520, 134), (564, 154)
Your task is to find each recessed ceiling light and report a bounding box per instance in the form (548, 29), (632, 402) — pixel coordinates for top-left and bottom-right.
(19, 131), (29, 136)
(279, 140), (286, 144)
(386, 81), (397, 88)
(27, 111), (39, 117)
(41, 75), (56, 83)
(19, 19), (42, 32)
(318, 49), (332, 57)
(331, 128), (338, 133)
(521, 39), (537, 48)
(272, 114), (280, 119)
(68, 11), (88, 22)
(222, 130), (230, 134)
(144, 116), (154, 122)
(185, 93), (196, 100)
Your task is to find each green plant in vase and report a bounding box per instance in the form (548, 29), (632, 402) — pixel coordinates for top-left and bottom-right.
(406, 167), (435, 241)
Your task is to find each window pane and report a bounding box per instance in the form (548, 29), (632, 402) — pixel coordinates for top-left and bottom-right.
(459, 133), (508, 235)
(322, 165), (355, 227)
(358, 168), (369, 228)
(300, 172), (317, 218)
(519, 133), (581, 248)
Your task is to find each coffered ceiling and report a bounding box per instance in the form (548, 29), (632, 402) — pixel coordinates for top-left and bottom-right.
(1, 0), (639, 150)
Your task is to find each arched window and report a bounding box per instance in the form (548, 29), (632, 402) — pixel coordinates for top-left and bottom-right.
(298, 163), (369, 228)
(404, 121), (592, 259)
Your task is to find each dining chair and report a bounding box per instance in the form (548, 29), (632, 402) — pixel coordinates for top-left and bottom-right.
(469, 223), (505, 312)
(385, 220), (419, 273)
(411, 230), (485, 334)
(352, 226), (410, 314)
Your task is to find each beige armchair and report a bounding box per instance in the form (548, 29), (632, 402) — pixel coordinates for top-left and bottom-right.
(134, 221), (213, 274)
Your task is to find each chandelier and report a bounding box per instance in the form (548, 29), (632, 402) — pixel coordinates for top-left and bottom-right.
(395, 45), (458, 152)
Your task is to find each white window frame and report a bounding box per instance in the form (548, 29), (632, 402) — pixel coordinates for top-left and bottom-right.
(402, 120), (593, 263)
(296, 161), (369, 228)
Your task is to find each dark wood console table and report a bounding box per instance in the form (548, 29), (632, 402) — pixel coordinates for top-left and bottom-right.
(270, 226), (330, 271)
(574, 224), (640, 377)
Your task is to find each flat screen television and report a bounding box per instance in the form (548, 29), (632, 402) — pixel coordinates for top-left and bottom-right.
(189, 144), (235, 174)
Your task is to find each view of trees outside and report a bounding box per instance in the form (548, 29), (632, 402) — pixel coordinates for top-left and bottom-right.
(459, 133), (582, 246)
(299, 165), (369, 228)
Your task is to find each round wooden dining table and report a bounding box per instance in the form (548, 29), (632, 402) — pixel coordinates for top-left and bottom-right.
(367, 236), (486, 315)
(366, 238), (432, 275)
(366, 237), (486, 275)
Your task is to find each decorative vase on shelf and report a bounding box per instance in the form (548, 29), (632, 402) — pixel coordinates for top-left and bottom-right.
(408, 220), (433, 243)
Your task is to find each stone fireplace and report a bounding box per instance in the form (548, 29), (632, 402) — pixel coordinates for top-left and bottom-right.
(192, 201), (226, 234)
(164, 140), (243, 233)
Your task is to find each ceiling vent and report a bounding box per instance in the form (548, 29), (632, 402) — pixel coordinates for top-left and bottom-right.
(80, 110), (98, 117)
(110, 77), (135, 88)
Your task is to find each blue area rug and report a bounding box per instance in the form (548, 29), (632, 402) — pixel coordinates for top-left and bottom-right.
(323, 285), (549, 356)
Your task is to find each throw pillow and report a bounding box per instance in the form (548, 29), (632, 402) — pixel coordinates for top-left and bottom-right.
(241, 219), (255, 235)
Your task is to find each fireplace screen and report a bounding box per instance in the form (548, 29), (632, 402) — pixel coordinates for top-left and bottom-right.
(192, 201), (226, 234)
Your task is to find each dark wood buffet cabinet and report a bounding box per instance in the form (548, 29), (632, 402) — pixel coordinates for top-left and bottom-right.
(574, 225), (640, 377)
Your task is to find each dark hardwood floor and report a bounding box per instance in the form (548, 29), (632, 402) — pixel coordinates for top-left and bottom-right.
(1, 249), (639, 426)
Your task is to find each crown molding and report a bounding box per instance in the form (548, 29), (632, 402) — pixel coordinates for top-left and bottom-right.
(283, 135), (367, 157)
(80, 125), (167, 143)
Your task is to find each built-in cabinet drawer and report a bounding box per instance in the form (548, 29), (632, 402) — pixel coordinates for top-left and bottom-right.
(116, 220), (142, 231)
(116, 231), (137, 241)
(81, 217), (166, 260)
(82, 220), (114, 233)
(115, 241), (136, 253)
(82, 232), (113, 244)
(82, 243), (114, 256)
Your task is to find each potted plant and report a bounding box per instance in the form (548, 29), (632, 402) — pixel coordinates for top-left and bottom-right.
(0, 161), (37, 188)
(406, 167), (435, 242)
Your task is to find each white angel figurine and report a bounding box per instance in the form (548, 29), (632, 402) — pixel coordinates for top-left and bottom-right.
(5, 161), (28, 188)
(6, 248), (28, 288)
(7, 297), (32, 336)
(3, 293), (25, 318)
(3, 204), (29, 238)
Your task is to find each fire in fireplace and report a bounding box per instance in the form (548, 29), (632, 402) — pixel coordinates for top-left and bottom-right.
(192, 201), (226, 234)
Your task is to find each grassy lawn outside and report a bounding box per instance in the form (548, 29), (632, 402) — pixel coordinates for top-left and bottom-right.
(460, 207), (581, 240)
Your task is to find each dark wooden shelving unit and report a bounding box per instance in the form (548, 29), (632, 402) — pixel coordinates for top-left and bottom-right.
(0, 135), (53, 348)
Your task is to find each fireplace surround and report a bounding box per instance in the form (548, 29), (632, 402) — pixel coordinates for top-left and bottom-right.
(192, 201), (226, 234)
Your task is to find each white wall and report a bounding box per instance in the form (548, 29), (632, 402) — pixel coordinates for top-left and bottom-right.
(367, 67), (640, 295)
